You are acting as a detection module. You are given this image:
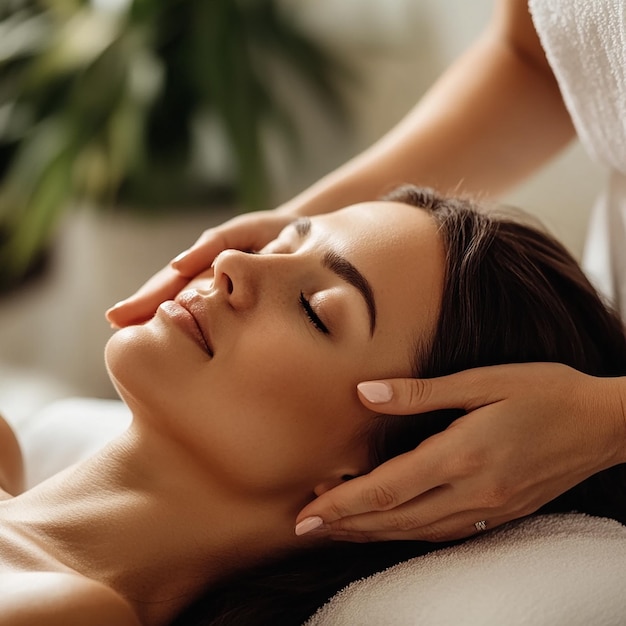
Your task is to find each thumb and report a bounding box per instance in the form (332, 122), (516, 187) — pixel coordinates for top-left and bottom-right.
(357, 368), (503, 415)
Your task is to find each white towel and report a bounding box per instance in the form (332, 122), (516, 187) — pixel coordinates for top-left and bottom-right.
(307, 513), (626, 625)
(529, 0), (626, 174)
(9, 396), (131, 488)
(529, 0), (626, 317)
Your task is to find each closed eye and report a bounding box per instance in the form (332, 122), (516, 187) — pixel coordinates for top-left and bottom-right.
(299, 292), (329, 335)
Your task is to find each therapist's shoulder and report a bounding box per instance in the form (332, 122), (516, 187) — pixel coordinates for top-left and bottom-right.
(0, 571), (141, 626)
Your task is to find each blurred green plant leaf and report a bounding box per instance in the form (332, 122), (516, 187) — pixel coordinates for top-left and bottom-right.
(0, 0), (353, 290)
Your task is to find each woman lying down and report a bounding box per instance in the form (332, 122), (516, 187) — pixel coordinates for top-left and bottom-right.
(0, 185), (625, 626)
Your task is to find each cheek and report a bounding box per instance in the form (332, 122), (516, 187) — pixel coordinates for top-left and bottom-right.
(222, 328), (350, 412)
(199, 335), (366, 492)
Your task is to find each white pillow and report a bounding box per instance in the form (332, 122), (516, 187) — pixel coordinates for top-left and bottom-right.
(307, 513), (626, 626)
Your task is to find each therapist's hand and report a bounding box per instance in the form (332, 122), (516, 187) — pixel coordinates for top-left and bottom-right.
(106, 209), (294, 328)
(295, 362), (626, 542)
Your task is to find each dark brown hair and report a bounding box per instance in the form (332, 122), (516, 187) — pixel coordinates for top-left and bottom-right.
(170, 186), (626, 626)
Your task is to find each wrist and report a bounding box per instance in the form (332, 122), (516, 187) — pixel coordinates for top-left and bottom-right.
(598, 376), (626, 466)
(275, 160), (391, 219)
(275, 188), (343, 220)
(612, 377), (626, 464)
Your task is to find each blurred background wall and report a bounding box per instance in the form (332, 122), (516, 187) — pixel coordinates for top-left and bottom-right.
(0, 0), (604, 405)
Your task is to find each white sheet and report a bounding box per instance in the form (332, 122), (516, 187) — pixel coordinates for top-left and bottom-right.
(9, 396), (130, 488)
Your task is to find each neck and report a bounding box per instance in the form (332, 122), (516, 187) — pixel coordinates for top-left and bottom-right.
(1, 423), (306, 626)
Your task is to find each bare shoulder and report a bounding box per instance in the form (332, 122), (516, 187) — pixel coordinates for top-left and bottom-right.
(0, 571), (141, 626)
(0, 412), (24, 498)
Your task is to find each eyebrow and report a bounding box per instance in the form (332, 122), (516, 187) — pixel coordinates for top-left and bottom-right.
(292, 217), (377, 336)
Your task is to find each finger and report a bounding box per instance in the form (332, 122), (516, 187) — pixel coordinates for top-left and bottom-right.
(328, 510), (514, 543)
(322, 482), (509, 541)
(105, 265), (190, 328)
(408, 510), (514, 542)
(170, 229), (232, 278)
(356, 367), (512, 415)
(317, 482), (468, 539)
(318, 484), (455, 537)
(173, 212), (296, 277)
(296, 441), (450, 526)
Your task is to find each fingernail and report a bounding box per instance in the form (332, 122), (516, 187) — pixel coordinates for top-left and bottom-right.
(171, 249), (190, 266)
(105, 303), (125, 323)
(107, 300), (126, 313)
(357, 381), (393, 403)
(295, 516), (324, 536)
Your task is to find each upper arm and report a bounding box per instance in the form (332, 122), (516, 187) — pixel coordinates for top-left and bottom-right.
(0, 572), (141, 626)
(483, 0), (576, 166)
(494, 0), (557, 80)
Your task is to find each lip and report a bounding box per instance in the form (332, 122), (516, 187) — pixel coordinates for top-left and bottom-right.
(161, 296), (214, 357)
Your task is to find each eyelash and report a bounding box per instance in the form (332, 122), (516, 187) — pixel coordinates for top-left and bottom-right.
(299, 292), (329, 335)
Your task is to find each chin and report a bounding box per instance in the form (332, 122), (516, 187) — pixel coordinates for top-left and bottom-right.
(104, 327), (143, 404)
(104, 323), (166, 405)
(104, 320), (197, 419)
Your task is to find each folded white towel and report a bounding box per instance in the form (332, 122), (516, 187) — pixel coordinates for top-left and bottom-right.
(307, 513), (626, 625)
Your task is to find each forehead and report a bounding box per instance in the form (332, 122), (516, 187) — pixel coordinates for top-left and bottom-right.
(314, 201), (445, 375)
(316, 200), (437, 243)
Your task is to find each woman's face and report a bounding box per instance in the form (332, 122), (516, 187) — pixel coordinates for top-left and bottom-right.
(106, 201), (444, 498)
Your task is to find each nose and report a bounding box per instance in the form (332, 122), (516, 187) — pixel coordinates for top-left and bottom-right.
(211, 249), (261, 311)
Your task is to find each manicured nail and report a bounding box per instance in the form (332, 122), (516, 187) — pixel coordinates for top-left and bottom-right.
(295, 516), (324, 536)
(105, 302), (126, 321)
(107, 298), (128, 313)
(171, 249), (190, 266)
(357, 381), (393, 403)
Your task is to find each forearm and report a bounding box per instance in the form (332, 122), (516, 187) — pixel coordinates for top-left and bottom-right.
(279, 0), (575, 218)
